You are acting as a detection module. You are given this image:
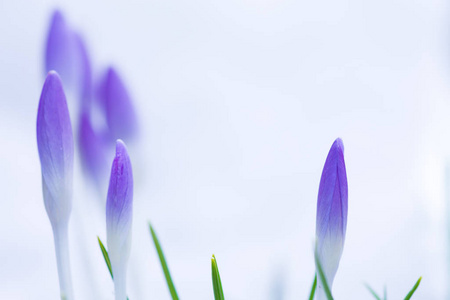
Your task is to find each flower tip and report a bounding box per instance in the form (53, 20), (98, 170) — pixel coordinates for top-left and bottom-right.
(332, 138), (344, 153)
(108, 139), (132, 198)
(104, 67), (119, 86)
(107, 66), (117, 76)
(39, 71), (66, 114)
(46, 70), (61, 80)
(115, 139), (128, 156)
(50, 9), (65, 25)
(116, 138), (126, 149)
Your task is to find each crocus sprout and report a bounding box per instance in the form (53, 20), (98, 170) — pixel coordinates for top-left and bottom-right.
(45, 10), (81, 91)
(315, 138), (348, 300)
(36, 71), (74, 300)
(98, 67), (138, 143)
(106, 140), (133, 300)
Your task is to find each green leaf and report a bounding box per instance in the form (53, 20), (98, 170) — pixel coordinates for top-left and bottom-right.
(404, 277), (422, 300)
(314, 251), (333, 300)
(97, 237), (113, 279)
(364, 284), (381, 300)
(149, 223), (179, 300)
(383, 286), (387, 300)
(97, 237), (130, 300)
(211, 255), (225, 300)
(308, 275), (317, 300)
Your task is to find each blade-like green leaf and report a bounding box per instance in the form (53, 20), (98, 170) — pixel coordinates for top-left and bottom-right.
(97, 237), (113, 278)
(364, 284), (381, 300)
(314, 251), (333, 300)
(97, 237), (130, 300)
(149, 223), (179, 300)
(211, 255), (225, 300)
(404, 277), (422, 300)
(383, 286), (387, 300)
(308, 275), (317, 300)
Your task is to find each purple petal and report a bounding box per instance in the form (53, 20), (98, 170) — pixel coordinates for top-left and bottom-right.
(106, 140), (133, 251)
(37, 71), (74, 225)
(73, 33), (92, 111)
(315, 138), (348, 286)
(44, 10), (80, 90)
(98, 67), (138, 142)
(78, 110), (109, 190)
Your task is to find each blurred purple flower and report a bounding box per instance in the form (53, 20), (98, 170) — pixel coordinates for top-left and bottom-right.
(106, 140), (133, 300)
(74, 32), (93, 110)
(315, 138), (348, 299)
(98, 67), (138, 142)
(36, 71), (74, 300)
(78, 110), (109, 193)
(75, 32), (110, 193)
(45, 10), (81, 91)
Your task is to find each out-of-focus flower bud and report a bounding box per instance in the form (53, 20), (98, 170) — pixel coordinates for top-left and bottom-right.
(44, 10), (80, 91)
(78, 110), (109, 195)
(98, 67), (138, 143)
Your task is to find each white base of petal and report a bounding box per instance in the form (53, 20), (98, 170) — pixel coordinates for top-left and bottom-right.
(52, 222), (74, 300)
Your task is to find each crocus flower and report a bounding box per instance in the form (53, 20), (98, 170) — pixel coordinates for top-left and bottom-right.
(97, 67), (138, 142)
(75, 33), (110, 194)
(45, 10), (80, 91)
(78, 110), (109, 195)
(106, 140), (133, 300)
(36, 71), (74, 300)
(315, 138), (348, 300)
(74, 32), (92, 110)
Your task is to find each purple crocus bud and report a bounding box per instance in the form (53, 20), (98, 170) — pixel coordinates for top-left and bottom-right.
(44, 10), (80, 91)
(36, 71), (74, 300)
(315, 138), (348, 300)
(37, 71), (74, 227)
(98, 67), (138, 142)
(106, 140), (133, 300)
(78, 110), (109, 195)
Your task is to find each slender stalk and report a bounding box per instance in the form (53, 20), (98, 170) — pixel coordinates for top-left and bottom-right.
(52, 222), (74, 300)
(112, 263), (127, 300)
(316, 286), (328, 300)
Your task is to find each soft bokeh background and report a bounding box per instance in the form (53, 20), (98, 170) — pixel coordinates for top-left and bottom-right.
(1, 0), (449, 299)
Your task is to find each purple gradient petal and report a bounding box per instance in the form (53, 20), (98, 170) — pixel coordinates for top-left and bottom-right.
(106, 140), (133, 250)
(106, 140), (133, 299)
(78, 110), (109, 191)
(37, 71), (74, 226)
(98, 67), (138, 142)
(74, 33), (92, 110)
(45, 10), (80, 90)
(315, 138), (348, 288)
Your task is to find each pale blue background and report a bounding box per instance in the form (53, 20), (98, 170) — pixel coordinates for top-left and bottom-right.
(0, 0), (449, 299)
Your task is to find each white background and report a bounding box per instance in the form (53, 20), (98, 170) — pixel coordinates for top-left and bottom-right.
(1, 0), (450, 299)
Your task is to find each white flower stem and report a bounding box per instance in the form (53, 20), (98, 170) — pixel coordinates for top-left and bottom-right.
(52, 222), (74, 300)
(315, 284), (327, 300)
(112, 263), (128, 300)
